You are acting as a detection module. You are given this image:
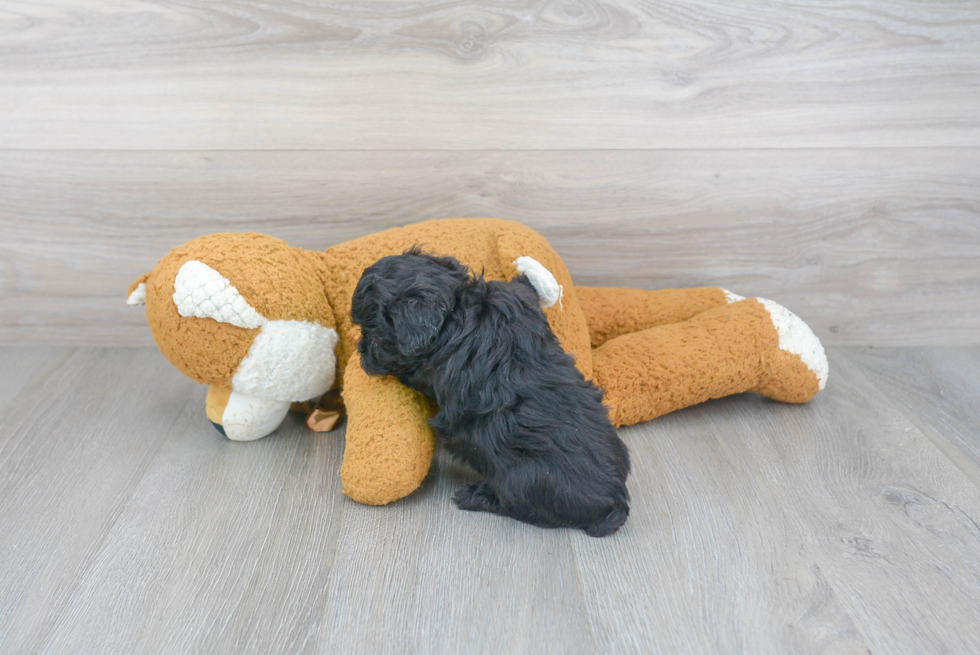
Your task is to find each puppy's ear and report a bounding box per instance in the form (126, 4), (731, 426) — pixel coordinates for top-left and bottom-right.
(388, 289), (451, 357)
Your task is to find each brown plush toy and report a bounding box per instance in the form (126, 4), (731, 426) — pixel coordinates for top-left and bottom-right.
(127, 218), (828, 506)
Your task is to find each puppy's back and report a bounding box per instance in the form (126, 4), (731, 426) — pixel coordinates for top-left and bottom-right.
(434, 274), (630, 536)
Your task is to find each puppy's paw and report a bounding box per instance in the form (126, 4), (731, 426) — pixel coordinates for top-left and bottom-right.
(453, 482), (501, 513)
(584, 503), (629, 538)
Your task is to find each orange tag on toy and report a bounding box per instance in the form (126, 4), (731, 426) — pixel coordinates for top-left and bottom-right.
(306, 389), (346, 432)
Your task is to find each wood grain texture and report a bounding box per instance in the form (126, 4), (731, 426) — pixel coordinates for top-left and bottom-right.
(1, 148), (977, 346)
(0, 347), (71, 414)
(40, 402), (347, 654)
(842, 347), (980, 487)
(571, 407), (870, 654)
(0, 0), (977, 149)
(719, 352), (980, 654)
(3, 346), (980, 653)
(2, 0), (978, 643)
(0, 349), (194, 653)
(315, 452), (598, 655)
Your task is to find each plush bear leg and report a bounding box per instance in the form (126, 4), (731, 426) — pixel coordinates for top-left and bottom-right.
(591, 298), (828, 427)
(576, 286), (740, 348)
(339, 355), (437, 505)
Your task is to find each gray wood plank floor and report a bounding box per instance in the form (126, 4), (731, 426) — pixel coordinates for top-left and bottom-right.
(2, 346), (979, 654)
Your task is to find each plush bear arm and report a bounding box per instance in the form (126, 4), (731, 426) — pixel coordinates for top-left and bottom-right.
(576, 286), (738, 349)
(339, 354), (436, 505)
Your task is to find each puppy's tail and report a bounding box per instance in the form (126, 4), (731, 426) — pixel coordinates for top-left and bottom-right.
(584, 501), (629, 538)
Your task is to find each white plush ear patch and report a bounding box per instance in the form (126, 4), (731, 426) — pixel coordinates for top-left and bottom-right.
(513, 256), (563, 308)
(127, 283), (147, 306)
(232, 320), (340, 402)
(757, 298), (829, 391)
(173, 260), (268, 329)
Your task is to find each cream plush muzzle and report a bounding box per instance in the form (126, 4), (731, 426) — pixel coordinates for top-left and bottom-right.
(232, 320), (339, 402)
(209, 389), (292, 442)
(174, 260), (339, 440)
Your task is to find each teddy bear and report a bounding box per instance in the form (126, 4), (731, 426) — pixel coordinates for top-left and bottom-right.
(127, 218), (828, 506)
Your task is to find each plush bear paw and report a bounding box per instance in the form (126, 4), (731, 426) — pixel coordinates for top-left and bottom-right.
(752, 298), (829, 403)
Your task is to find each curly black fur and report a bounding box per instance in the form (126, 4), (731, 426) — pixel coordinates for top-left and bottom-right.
(351, 248), (630, 537)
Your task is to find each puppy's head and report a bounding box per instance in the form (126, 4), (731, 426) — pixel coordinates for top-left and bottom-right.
(351, 248), (470, 377)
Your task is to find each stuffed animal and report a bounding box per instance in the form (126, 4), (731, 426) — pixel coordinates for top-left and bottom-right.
(127, 218), (828, 506)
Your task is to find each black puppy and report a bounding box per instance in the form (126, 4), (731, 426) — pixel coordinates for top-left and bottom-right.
(351, 248), (630, 537)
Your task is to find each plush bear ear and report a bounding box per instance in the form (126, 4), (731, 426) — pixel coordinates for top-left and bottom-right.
(387, 288), (451, 358)
(126, 272), (150, 306)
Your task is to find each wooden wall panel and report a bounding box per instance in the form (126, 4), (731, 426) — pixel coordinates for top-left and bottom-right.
(0, 1), (977, 149)
(1, 1), (977, 346)
(1, 148), (976, 346)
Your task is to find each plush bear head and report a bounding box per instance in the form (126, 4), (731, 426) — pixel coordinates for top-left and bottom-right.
(127, 232), (340, 435)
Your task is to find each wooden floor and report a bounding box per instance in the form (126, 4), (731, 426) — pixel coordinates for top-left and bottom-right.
(2, 345), (979, 654)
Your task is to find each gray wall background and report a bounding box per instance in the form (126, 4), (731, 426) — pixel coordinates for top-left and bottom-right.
(1, 1), (977, 346)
